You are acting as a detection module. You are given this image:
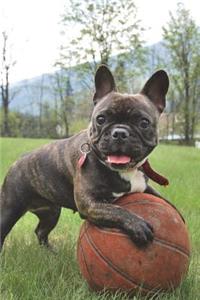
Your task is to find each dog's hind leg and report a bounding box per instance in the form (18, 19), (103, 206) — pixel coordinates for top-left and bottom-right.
(0, 193), (26, 250)
(31, 205), (61, 247)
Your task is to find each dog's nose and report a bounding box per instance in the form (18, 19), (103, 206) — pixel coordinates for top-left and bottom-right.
(111, 128), (130, 140)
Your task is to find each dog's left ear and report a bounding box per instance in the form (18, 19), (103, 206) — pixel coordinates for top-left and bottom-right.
(141, 70), (169, 113)
(93, 65), (116, 105)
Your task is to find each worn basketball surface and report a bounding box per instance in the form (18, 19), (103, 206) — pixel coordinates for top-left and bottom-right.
(77, 193), (191, 296)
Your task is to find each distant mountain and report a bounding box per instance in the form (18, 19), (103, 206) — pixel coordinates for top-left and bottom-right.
(9, 70), (83, 114)
(8, 41), (168, 115)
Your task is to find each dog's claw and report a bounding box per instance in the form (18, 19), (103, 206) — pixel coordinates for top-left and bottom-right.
(125, 217), (154, 247)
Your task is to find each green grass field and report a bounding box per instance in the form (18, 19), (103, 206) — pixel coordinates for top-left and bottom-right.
(0, 138), (200, 300)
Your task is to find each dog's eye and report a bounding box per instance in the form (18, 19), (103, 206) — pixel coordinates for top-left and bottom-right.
(139, 118), (150, 129)
(96, 115), (106, 125)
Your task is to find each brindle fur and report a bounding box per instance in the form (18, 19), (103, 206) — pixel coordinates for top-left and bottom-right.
(0, 66), (170, 249)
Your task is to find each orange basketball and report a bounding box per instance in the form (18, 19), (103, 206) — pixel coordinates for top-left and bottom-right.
(77, 193), (191, 296)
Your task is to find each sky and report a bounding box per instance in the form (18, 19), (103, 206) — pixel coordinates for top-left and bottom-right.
(0, 0), (200, 83)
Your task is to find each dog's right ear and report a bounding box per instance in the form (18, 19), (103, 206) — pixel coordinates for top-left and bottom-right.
(93, 65), (116, 105)
(140, 70), (169, 113)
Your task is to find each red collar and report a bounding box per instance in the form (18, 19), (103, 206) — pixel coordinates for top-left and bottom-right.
(78, 150), (169, 187)
(142, 159), (169, 186)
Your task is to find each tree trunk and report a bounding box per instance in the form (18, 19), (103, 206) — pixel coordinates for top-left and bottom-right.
(184, 69), (190, 144)
(171, 97), (176, 140)
(62, 109), (69, 137)
(1, 33), (10, 136)
(3, 102), (9, 136)
(190, 76), (199, 141)
(1, 80), (10, 136)
(166, 113), (170, 140)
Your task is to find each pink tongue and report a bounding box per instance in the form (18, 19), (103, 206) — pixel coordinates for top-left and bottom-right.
(107, 155), (131, 164)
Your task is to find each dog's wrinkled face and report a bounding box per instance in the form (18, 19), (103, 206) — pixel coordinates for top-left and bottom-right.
(88, 66), (169, 171)
(90, 93), (159, 170)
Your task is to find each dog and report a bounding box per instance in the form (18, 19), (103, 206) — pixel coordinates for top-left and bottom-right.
(0, 65), (170, 250)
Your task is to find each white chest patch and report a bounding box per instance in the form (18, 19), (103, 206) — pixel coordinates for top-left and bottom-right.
(112, 169), (147, 198)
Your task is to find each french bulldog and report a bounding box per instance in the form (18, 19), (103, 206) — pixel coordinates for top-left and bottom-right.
(0, 65), (170, 250)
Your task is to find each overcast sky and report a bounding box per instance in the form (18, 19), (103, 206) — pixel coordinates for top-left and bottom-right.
(1, 0), (199, 83)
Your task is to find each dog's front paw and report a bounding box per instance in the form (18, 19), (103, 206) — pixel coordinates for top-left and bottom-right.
(124, 216), (154, 247)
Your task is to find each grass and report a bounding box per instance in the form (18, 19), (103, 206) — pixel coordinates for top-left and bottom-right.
(0, 137), (200, 300)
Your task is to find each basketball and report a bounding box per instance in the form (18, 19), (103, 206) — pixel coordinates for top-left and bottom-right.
(77, 193), (191, 296)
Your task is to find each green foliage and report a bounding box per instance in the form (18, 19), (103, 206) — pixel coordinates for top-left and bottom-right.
(69, 119), (88, 135)
(59, 0), (147, 92)
(0, 138), (200, 299)
(61, 0), (143, 65)
(2, 2), (200, 143)
(162, 3), (200, 143)
(0, 107), (60, 139)
(50, 70), (75, 137)
(39, 102), (59, 138)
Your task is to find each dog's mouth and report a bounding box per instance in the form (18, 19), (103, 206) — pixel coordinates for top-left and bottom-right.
(105, 154), (137, 170)
(106, 155), (131, 165)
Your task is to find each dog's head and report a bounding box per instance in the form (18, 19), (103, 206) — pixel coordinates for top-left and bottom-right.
(88, 65), (169, 170)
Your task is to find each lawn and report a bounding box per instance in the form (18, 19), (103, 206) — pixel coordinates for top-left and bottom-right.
(0, 138), (200, 300)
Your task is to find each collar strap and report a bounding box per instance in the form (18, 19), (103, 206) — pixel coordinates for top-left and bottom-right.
(78, 143), (91, 168)
(78, 143), (104, 168)
(142, 159), (169, 186)
(78, 144), (169, 186)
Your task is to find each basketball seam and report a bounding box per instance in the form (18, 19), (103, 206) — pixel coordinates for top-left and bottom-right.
(91, 226), (190, 257)
(79, 242), (96, 288)
(85, 229), (154, 292)
(154, 238), (190, 257)
(118, 200), (171, 208)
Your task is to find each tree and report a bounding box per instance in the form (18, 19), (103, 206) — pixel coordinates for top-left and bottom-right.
(162, 3), (200, 143)
(0, 32), (16, 136)
(58, 0), (146, 90)
(38, 75), (45, 136)
(51, 69), (74, 137)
